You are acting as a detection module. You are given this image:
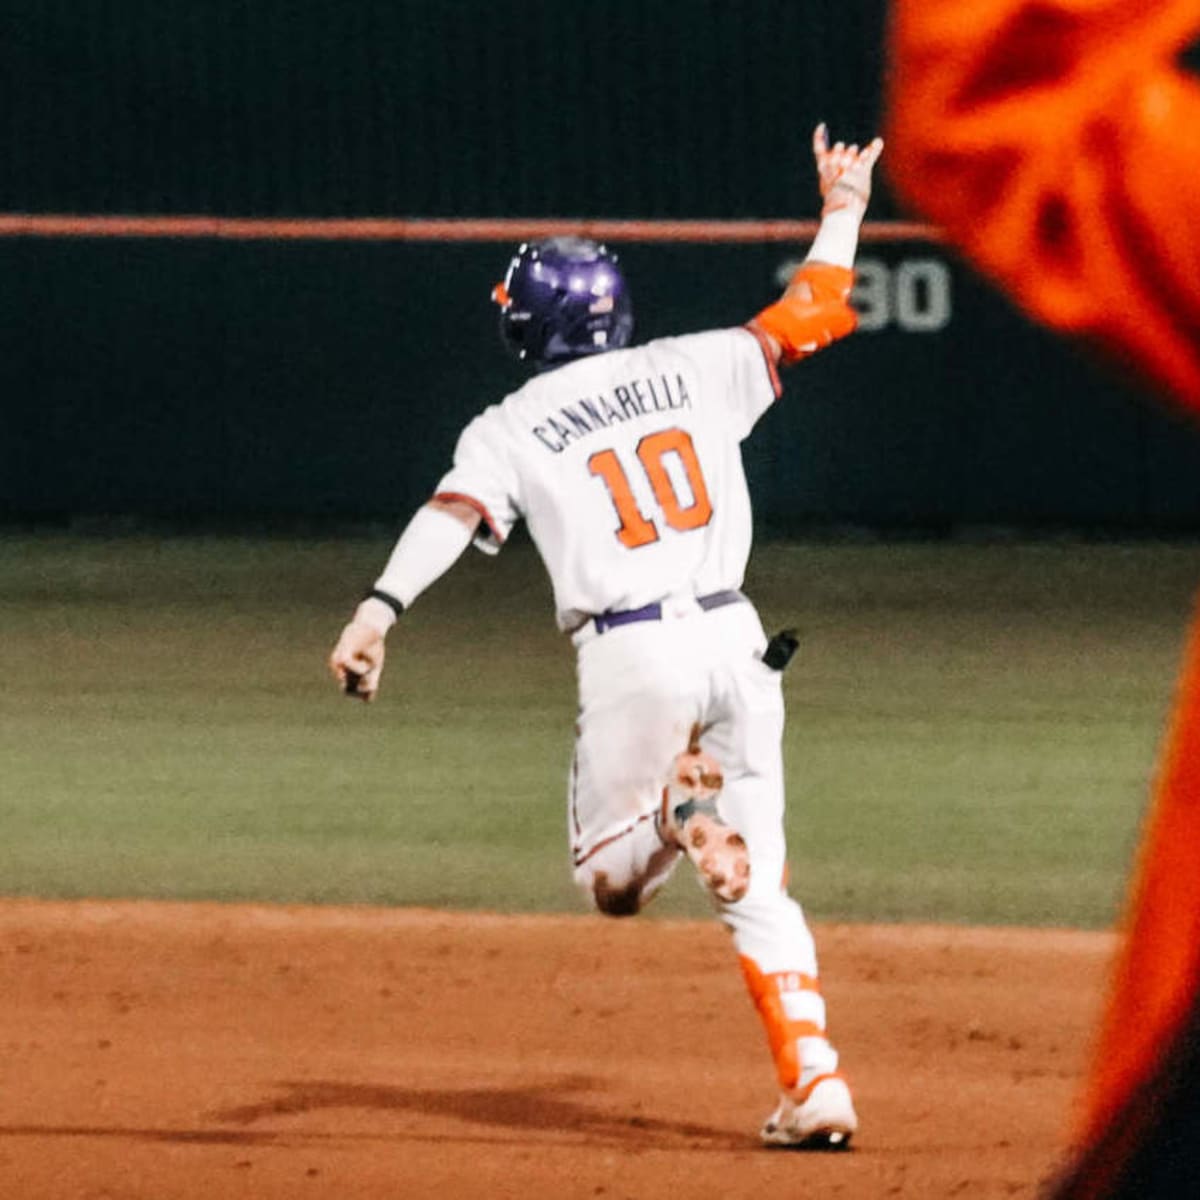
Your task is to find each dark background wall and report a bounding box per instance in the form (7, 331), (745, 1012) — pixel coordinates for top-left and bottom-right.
(3, 0), (1199, 530)
(3, 0), (893, 219)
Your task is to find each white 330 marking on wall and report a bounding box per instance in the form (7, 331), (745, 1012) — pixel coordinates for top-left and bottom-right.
(776, 256), (953, 333)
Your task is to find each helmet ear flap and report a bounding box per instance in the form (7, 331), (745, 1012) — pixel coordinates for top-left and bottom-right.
(493, 264), (536, 360)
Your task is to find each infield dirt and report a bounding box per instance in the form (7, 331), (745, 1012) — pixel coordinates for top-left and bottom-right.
(0, 901), (1113, 1199)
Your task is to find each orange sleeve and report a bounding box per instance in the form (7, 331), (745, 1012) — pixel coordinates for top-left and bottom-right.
(750, 263), (858, 364)
(885, 0), (1200, 407)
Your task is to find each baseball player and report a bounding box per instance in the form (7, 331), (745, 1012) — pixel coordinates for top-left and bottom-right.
(329, 125), (883, 1147)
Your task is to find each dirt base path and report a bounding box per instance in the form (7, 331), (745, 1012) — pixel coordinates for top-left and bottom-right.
(0, 901), (1114, 1199)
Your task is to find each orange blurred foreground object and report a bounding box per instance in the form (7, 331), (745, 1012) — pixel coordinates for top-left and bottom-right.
(886, 0), (1200, 408)
(886, 4), (1200, 1195)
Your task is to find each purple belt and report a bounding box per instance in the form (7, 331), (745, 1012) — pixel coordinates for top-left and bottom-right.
(592, 589), (745, 635)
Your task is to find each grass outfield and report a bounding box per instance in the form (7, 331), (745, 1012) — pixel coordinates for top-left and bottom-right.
(1, 532), (1196, 927)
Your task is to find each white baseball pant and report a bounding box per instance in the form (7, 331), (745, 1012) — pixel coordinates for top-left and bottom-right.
(568, 596), (840, 1091)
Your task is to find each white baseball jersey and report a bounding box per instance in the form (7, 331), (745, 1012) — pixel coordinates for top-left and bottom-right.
(434, 327), (782, 631)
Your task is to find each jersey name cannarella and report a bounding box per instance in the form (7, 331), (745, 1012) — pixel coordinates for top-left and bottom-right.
(436, 327), (782, 632)
(531, 370), (693, 454)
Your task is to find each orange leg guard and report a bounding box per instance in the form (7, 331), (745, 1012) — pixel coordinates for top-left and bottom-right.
(739, 955), (831, 1091)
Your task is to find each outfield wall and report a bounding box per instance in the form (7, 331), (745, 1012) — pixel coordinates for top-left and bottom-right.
(4, 1), (1200, 528)
(4, 234), (1200, 529)
(4, 0), (893, 220)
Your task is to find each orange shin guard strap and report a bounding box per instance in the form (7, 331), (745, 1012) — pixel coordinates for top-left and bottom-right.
(751, 263), (857, 363)
(739, 955), (826, 1090)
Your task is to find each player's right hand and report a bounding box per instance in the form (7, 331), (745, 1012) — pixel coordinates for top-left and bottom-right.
(329, 619), (386, 702)
(813, 123), (884, 216)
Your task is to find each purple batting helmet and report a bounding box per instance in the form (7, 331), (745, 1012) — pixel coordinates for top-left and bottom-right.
(492, 236), (634, 366)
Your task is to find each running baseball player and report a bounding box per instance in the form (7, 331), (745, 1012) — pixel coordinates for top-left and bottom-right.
(329, 125), (883, 1148)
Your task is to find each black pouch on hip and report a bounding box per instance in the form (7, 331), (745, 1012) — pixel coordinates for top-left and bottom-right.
(762, 628), (799, 672)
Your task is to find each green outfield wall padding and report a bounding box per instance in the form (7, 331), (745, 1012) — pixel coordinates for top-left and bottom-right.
(3, 0), (893, 219)
(3, 239), (1200, 528)
(5, 3), (1200, 528)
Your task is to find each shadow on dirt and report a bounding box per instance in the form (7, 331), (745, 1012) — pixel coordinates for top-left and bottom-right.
(0, 1077), (754, 1151)
(208, 1076), (751, 1150)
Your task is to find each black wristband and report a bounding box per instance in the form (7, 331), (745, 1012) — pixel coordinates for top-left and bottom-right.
(364, 588), (405, 618)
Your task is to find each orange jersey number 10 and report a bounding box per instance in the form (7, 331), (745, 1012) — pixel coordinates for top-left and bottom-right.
(588, 427), (714, 549)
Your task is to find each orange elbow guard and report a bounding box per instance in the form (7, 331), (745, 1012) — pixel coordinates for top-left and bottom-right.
(753, 263), (858, 362)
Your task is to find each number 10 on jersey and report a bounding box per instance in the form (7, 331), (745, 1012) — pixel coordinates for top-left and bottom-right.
(587, 427), (713, 548)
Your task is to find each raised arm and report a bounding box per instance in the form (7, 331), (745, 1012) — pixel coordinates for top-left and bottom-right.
(328, 497), (481, 702)
(749, 125), (884, 367)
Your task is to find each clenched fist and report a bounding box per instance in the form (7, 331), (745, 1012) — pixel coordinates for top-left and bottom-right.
(329, 618), (386, 702)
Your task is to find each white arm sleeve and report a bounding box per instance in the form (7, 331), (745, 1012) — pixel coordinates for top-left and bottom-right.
(354, 504), (474, 633)
(804, 207), (865, 269)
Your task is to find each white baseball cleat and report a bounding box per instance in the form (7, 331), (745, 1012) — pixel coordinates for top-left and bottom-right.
(760, 1073), (858, 1150)
(659, 727), (750, 904)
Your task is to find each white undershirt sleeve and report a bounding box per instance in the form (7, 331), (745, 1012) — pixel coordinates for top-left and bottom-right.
(804, 206), (865, 269)
(353, 503), (475, 633)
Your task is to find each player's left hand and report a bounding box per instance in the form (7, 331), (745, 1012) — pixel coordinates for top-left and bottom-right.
(329, 619), (386, 702)
(813, 123), (884, 217)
